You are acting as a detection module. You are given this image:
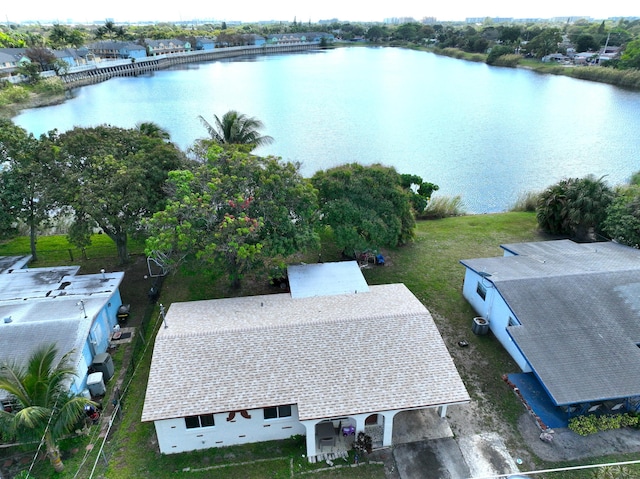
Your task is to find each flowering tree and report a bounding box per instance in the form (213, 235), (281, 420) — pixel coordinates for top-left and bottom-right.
(145, 146), (318, 287)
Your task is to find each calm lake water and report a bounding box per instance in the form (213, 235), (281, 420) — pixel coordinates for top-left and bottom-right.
(14, 47), (640, 213)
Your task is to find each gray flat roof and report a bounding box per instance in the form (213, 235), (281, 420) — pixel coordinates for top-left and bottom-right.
(287, 261), (369, 298)
(141, 284), (470, 423)
(462, 240), (640, 405)
(0, 262), (125, 401)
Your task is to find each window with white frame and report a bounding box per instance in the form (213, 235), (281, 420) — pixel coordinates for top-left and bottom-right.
(264, 405), (292, 420)
(185, 414), (215, 429)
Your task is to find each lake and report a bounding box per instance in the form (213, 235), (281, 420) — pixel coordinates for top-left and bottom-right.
(14, 47), (640, 213)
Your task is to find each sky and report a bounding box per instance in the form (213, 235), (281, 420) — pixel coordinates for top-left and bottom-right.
(1, 0), (637, 24)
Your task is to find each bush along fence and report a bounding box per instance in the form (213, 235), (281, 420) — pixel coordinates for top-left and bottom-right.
(569, 413), (640, 436)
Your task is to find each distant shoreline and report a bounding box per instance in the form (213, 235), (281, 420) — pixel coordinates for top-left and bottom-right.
(4, 42), (639, 121)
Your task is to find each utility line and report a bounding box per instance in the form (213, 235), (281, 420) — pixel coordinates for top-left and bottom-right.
(87, 305), (165, 479)
(471, 458), (640, 479)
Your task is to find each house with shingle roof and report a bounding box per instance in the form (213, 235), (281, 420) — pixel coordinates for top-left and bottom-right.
(0, 48), (30, 77)
(141, 261), (469, 459)
(87, 41), (147, 60)
(460, 240), (640, 410)
(0, 256), (125, 407)
(146, 39), (191, 56)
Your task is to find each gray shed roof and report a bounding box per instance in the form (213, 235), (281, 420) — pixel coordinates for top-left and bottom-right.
(287, 261), (369, 298)
(141, 283), (469, 423)
(461, 240), (640, 405)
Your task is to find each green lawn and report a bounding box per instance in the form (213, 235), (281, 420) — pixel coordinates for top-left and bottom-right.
(6, 212), (640, 478)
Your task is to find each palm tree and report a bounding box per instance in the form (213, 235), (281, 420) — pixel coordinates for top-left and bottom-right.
(136, 121), (171, 140)
(0, 345), (93, 472)
(197, 110), (274, 150)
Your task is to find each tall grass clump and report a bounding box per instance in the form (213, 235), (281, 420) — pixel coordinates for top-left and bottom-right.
(422, 195), (465, 219)
(438, 47), (465, 59)
(510, 191), (540, 212)
(492, 54), (521, 67)
(468, 53), (486, 62)
(568, 66), (640, 90)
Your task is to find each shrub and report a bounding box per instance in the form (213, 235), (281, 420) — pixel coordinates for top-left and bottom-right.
(486, 45), (515, 65)
(569, 413), (639, 436)
(422, 195), (465, 219)
(32, 77), (65, 95)
(0, 84), (30, 104)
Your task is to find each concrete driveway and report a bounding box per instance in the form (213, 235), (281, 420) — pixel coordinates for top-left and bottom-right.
(394, 438), (471, 479)
(390, 409), (520, 479)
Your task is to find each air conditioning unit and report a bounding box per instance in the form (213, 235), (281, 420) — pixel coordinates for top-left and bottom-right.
(91, 352), (114, 381)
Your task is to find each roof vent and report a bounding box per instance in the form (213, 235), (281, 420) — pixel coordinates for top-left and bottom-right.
(4, 316), (12, 324)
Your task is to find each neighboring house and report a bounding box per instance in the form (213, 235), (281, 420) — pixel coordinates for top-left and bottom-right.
(146, 39), (192, 56)
(246, 34), (265, 46)
(541, 53), (569, 63)
(0, 51), (19, 77)
(0, 256), (125, 407)
(142, 261), (469, 459)
(52, 48), (81, 68)
(87, 41), (147, 60)
(194, 37), (216, 51)
(266, 34), (306, 45)
(0, 48), (30, 77)
(265, 33), (334, 45)
(460, 240), (640, 410)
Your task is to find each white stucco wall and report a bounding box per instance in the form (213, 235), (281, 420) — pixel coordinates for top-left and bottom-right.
(154, 405), (306, 454)
(461, 269), (531, 372)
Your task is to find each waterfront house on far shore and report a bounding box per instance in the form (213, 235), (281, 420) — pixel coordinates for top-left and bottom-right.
(87, 41), (147, 60)
(195, 37), (216, 51)
(266, 33), (335, 45)
(146, 39), (192, 56)
(0, 48), (30, 78)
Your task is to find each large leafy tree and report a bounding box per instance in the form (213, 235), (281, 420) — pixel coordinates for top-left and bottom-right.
(25, 46), (56, 72)
(197, 110), (274, 151)
(0, 121), (57, 261)
(603, 173), (640, 247)
(526, 28), (562, 58)
(0, 345), (93, 473)
(54, 125), (185, 264)
(619, 38), (640, 70)
(145, 145), (318, 287)
(399, 173), (439, 216)
(311, 163), (416, 254)
(536, 175), (614, 241)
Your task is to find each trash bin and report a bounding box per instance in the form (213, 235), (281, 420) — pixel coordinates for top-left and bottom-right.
(472, 316), (489, 335)
(87, 372), (106, 396)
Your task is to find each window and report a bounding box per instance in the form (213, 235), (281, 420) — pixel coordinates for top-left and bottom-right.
(476, 282), (487, 300)
(185, 414), (215, 429)
(264, 405), (292, 420)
